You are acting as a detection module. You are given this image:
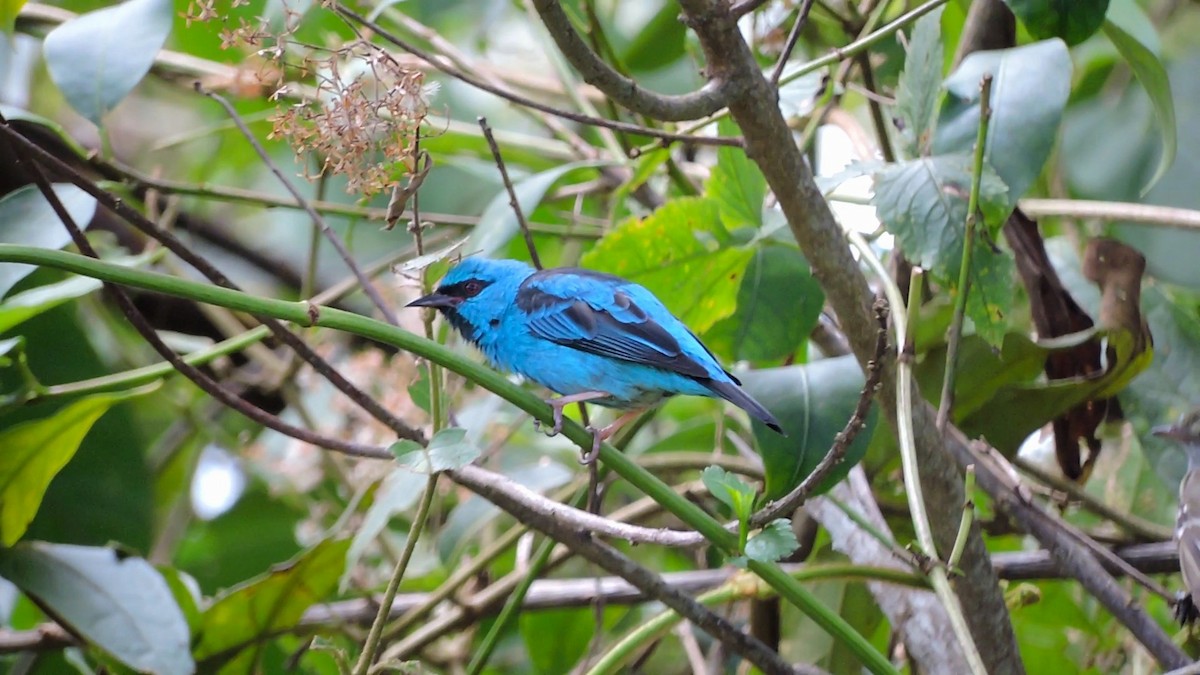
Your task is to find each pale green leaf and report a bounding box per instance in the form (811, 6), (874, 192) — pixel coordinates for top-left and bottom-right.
(0, 542), (192, 675)
(42, 0), (174, 125)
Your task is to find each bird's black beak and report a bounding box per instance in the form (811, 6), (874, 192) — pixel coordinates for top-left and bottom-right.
(407, 292), (457, 309)
(1153, 424), (1183, 441)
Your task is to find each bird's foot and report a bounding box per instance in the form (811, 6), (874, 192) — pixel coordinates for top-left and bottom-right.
(533, 403), (566, 437)
(577, 410), (643, 465)
(535, 391), (608, 438)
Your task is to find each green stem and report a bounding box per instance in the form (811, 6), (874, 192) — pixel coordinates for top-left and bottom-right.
(0, 245), (896, 675)
(589, 564), (927, 675)
(936, 74), (994, 431)
(353, 473), (439, 675)
(947, 465), (976, 571)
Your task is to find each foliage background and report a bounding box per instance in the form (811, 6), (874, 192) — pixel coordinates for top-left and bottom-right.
(0, 0), (1198, 673)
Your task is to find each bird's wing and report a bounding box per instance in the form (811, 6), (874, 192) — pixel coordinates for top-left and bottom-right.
(1180, 472), (1200, 600)
(516, 269), (715, 380)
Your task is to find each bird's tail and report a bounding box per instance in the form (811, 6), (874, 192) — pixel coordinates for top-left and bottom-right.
(703, 378), (784, 435)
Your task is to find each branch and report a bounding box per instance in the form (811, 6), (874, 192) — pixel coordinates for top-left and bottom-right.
(0, 116), (428, 445)
(671, 1), (1020, 671)
(529, 0), (732, 121)
(333, 5), (741, 147)
(1019, 198), (1200, 231)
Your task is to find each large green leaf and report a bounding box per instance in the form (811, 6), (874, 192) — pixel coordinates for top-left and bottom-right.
(1003, 0), (1109, 45)
(704, 245), (824, 363)
(740, 356), (878, 500)
(894, 6), (945, 156)
(0, 389), (148, 546)
(42, 0), (174, 125)
(1102, 0), (1176, 195)
(520, 606), (621, 675)
(0, 184), (97, 298)
(580, 197), (754, 333)
(0, 542), (192, 675)
(934, 39), (1071, 204)
(194, 538), (351, 671)
(468, 160), (610, 258)
(707, 121), (766, 229)
(0, 276), (100, 334)
(621, 1), (686, 72)
(872, 154), (1012, 343)
(873, 155), (1009, 274)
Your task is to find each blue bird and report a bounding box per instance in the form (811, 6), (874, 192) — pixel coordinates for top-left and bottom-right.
(408, 258), (784, 459)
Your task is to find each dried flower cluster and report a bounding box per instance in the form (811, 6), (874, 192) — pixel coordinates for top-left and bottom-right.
(270, 48), (438, 197)
(183, 0), (435, 198)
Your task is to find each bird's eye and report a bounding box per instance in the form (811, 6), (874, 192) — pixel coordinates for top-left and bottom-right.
(462, 280), (483, 297)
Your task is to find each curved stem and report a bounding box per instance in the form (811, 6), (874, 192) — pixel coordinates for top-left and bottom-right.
(0, 244), (896, 675)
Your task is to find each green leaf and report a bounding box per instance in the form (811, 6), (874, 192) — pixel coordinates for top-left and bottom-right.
(580, 197), (754, 333)
(0, 542), (192, 675)
(872, 154), (1010, 277)
(0, 336), (20, 367)
(894, 6), (945, 156)
(1002, 0), (1110, 45)
(194, 538), (351, 671)
(916, 332), (1052, 422)
(1102, 0), (1176, 195)
(0, 184), (98, 298)
(520, 606), (622, 675)
(622, 1), (686, 72)
(391, 427), (480, 474)
(469, 160), (610, 258)
(704, 245), (824, 363)
(707, 120), (766, 229)
(740, 356), (878, 500)
(0, 275), (101, 333)
(42, 0), (174, 125)
(934, 39), (1071, 204)
(0, 389), (148, 546)
(745, 518), (800, 563)
(1, 0), (26, 36)
(346, 468), (426, 570)
(963, 237), (1015, 346)
(701, 465), (756, 521)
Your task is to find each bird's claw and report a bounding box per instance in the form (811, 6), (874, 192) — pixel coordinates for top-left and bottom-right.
(579, 427), (603, 465)
(535, 403), (566, 437)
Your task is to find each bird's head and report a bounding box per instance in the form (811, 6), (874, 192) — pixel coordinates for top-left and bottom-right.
(406, 257), (534, 344)
(1153, 409), (1200, 465)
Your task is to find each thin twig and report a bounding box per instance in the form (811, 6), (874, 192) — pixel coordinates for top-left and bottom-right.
(936, 74), (993, 432)
(769, 0), (817, 87)
(0, 118), (389, 461)
(196, 85), (400, 326)
(946, 465), (976, 570)
(846, 229), (988, 674)
(0, 114), (427, 444)
(333, 5), (743, 148)
(479, 117), (543, 269)
(1018, 198), (1200, 231)
(1013, 457), (1174, 541)
(750, 298), (888, 527)
(353, 474), (439, 675)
